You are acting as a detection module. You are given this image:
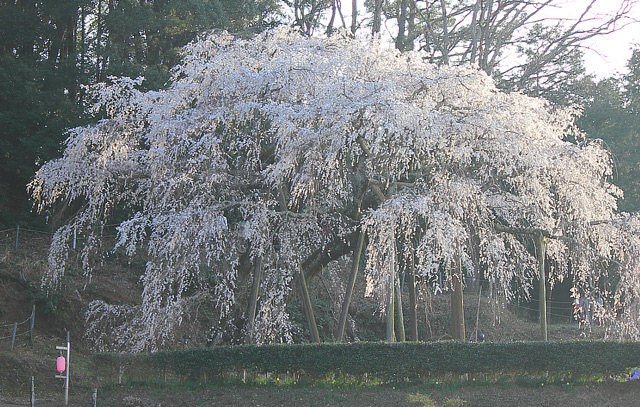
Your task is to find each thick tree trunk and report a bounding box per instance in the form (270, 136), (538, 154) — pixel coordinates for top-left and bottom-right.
(337, 228), (365, 342)
(406, 0), (416, 51)
(372, 0), (382, 35)
(326, 0), (337, 35)
(395, 0), (409, 51)
(439, 0), (450, 65)
(351, 0), (358, 34)
(96, 0), (103, 81)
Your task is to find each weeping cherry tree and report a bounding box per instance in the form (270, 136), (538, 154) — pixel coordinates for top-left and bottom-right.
(29, 28), (640, 350)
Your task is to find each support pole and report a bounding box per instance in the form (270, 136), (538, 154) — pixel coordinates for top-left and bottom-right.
(407, 248), (418, 341)
(394, 274), (405, 342)
(55, 332), (70, 406)
(245, 257), (263, 344)
(14, 224), (19, 250)
(298, 264), (320, 343)
(337, 228), (365, 342)
(450, 245), (465, 341)
(385, 244), (396, 342)
(30, 376), (35, 407)
(65, 332), (69, 405)
(537, 233), (548, 341)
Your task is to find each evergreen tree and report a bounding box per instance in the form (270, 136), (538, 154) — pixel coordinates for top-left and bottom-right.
(0, 0), (84, 226)
(578, 50), (640, 212)
(0, 0), (281, 227)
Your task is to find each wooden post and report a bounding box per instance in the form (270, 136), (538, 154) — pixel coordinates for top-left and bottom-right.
(10, 322), (17, 350)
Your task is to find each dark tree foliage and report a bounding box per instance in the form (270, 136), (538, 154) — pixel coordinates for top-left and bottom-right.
(577, 50), (640, 212)
(0, 0), (281, 227)
(0, 0), (85, 226)
(100, 0), (281, 89)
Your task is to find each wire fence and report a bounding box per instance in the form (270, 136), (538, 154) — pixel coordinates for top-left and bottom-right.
(0, 304), (36, 350)
(0, 223), (122, 252)
(0, 225), (54, 252)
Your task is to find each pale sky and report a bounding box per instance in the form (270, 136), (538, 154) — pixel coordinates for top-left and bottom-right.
(550, 0), (640, 79)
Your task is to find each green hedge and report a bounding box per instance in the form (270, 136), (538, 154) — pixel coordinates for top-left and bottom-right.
(92, 341), (640, 383)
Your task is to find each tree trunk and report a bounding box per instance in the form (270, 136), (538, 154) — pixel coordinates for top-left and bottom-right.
(351, 0), (358, 34)
(326, 0), (337, 36)
(298, 263), (320, 343)
(337, 228), (365, 342)
(439, 0), (450, 65)
(79, 4), (86, 106)
(372, 0), (382, 35)
(96, 0), (103, 82)
(395, 0), (409, 51)
(245, 257), (263, 344)
(537, 233), (548, 341)
(406, 0), (416, 51)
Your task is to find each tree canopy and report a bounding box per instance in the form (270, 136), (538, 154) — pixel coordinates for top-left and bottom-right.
(29, 28), (640, 350)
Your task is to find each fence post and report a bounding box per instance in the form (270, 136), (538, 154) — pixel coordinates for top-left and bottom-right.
(10, 322), (17, 350)
(30, 376), (35, 407)
(29, 304), (35, 346)
(14, 224), (19, 250)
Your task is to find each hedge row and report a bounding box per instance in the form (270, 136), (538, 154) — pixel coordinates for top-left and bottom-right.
(92, 341), (640, 382)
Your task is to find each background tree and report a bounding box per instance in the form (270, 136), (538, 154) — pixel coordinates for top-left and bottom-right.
(578, 48), (640, 212)
(364, 0), (634, 94)
(0, 0), (86, 226)
(0, 0), (281, 228)
(99, 0), (281, 89)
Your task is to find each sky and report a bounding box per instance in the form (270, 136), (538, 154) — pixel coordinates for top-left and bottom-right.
(551, 0), (640, 79)
(585, 0), (640, 79)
